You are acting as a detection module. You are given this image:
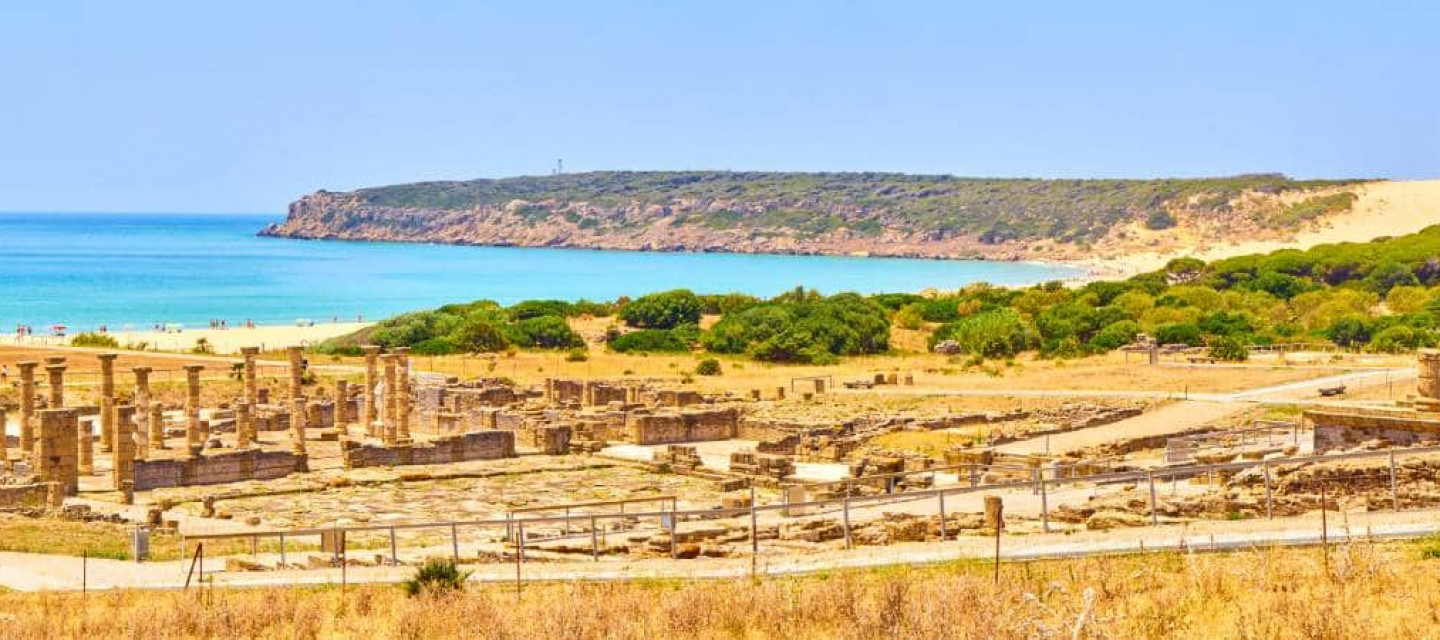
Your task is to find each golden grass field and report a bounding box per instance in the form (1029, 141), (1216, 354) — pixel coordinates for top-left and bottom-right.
(3, 540), (1438, 638)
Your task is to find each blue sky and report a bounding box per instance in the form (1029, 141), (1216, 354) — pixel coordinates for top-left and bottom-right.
(2, 1), (1437, 213)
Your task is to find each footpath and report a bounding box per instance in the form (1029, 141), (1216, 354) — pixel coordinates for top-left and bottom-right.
(1, 508), (1436, 592)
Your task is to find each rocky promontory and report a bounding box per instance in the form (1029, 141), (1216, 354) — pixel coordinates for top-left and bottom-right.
(260, 171), (1365, 261)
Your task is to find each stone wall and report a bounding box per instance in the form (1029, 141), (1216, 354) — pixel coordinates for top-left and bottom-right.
(546, 379), (636, 407)
(627, 408), (738, 445)
(1307, 408), (1440, 452)
(133, 449), (308, 490)
(0, 483), (50, 509)
(518, 425), (572, 455)
(412, 381), (528, 435)
(655, 389), (703, 407)
(341, 430), (516, 468)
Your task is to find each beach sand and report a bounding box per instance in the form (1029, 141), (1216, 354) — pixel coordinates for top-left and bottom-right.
(1, 322), (369, 354)
(1073, 178), (1440, 279)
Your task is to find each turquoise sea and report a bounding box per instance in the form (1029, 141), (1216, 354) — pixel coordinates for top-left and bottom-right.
(0, 213), (1080, 331)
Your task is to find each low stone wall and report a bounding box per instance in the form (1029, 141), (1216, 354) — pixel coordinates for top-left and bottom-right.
(655, 389), (703, 407)
(0, 483), (50, 509)
(341, 430), (516, 469)
(518, 425), (572, 455)
(133, 449), (308, 490)
(1307, 408), (1440, 452)
(628, 408), (738, 445)
(546, 379), (632, 406)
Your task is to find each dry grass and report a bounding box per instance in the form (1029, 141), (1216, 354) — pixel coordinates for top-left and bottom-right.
(1, 542), (1437, 638)
(394, 348), (1348, 397)
(0, 516), (180, 561)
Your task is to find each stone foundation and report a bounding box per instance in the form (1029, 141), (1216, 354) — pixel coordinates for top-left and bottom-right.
(133, 449), (309, 490)
(1307, 408), (1440, 452)
(0, 483), (50, 509)
(518, 425), (572, 455)
(340, 430), (516, 469)
(627, 408), (738, 445)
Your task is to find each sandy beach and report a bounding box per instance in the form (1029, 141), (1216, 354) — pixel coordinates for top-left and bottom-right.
(0, 322), (369, 354)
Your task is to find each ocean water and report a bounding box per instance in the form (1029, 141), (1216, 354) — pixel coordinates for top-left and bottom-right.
(0, 213), (1079, 330)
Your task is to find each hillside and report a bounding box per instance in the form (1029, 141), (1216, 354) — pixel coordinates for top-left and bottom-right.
(260, 171), (1377, 261)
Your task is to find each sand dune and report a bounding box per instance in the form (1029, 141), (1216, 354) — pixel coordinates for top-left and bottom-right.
(1082, 178), (1440, 277)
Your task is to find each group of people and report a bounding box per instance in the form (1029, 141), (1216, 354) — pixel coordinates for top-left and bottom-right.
(198, 319), (259, 330)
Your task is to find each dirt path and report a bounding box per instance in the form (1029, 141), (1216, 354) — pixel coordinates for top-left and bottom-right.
(994, 400), (1245, 455)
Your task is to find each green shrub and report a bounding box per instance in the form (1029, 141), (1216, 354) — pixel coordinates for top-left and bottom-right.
(1207, 336), (1249, 362)
(1324, 314), (1373, 348)
(1145, 209), (1177, 230)
(1371, 325), (1435, 353)
(695, 358), (722, 376)
(928, 310), (1034, 358)
(893, 304), (927, 330)
(703, 293), (889, 363)
(507, 299), (574, 320)
(620, 289), (702, 329)
(411, 337), (459, 355)
(1155, 323), (1204, 346)
(401, 558), (472, 597)
(70, 332), (119, 348)
(610, 326), (696, 353)
(565, 348), (589, 362)
(1088, 320), (1141, 352)
(509, 315), (583, 349)
(451, 315), (510, 353)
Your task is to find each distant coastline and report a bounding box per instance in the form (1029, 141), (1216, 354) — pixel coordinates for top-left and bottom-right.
(262, 172), (1440, 280)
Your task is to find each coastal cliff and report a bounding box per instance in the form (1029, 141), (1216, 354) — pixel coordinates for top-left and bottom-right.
(261, 171), (1370, 262)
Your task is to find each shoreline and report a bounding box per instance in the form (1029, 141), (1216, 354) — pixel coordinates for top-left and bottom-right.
(0, 322), (370, 355)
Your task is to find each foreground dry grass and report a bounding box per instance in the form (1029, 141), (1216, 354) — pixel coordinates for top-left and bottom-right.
(4, 542), (1439, 639)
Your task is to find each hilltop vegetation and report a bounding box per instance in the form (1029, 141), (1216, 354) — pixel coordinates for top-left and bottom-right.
(321, 225), (1440, 361)
(265, 171), (1366, 260)
(347, 171), (1355, 243)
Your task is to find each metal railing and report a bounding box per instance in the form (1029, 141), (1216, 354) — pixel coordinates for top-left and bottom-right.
(175, 443), (1440, 581)
(1165, 420), (1302, 464)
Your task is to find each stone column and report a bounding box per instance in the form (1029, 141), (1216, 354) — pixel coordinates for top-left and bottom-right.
(362, 345), (381, 436)
(382, 354), (398, 445)
(132, 367), (152, 452)
(112, 405), (136, 491)
(1418, 349), (1440, 412)
(148, 404), (166, 451)
(45, 361), (66, 408)
(236, 399), (254, 448)
(287, 346), (305, 400)
(183, 364), (204, 457)
(334, 379), (350, 434)
(78, 417), (94, 475)
(396, 347), (412, 444)
(36, 408), (79, 496)
(290, 396), (308, 455)
(0, 407), (7, 466)
(18, 361), (38, 455)
(97, 353), (118, 453)
(239, 346), (259, 405)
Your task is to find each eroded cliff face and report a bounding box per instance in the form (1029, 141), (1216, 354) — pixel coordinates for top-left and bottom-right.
(262, 190), (1009, 259)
